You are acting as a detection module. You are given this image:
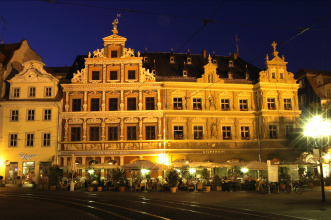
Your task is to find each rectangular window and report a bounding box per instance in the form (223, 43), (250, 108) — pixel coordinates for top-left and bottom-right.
(72, 99), (82, 112)
(194, 126), (203, 140)
(26, 133), (34, 147)
(92, 71), (100, 80)
(267, 98), (276, 110)
(145, 126), (156, 140)
(90, 127), (100, 141)
(145, 97), (155, 110)
(221, 99), (230, 111)
(174, 126), (183, 140)
(9, 134), (18, 147)
(91, 98), (100, 111)
(222, 126), (231, 140)
(109, 98), (118, 111)
(43, 133), (51, 147)
(128, 70), (136, 80)
(269, 125), (277, 139)
(44, 109), (51, 121)
(173, 98), (183, 110)
(284, 99), (292, 110)
(71, 127), (81, 141)
(239, 99), (248, 111)
(108, 127), (118, 140)
(27, 110), (35, 121)
(193, 98), (202, 110)
(10, 110), (19, 121)
(29, 87), (36, 97)
(45, 87), (52, 97)
(13, 88), (20, 98)
(241, 126), (249, 140)
(110, 71), (118, 80)
(286, 125), (293, 139)
(127, 98), (136, 110)
(127, 126), (137, 140)
(111, 50), (117, 58)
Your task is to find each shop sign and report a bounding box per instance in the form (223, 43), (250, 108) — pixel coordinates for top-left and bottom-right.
(203, 150), (221, 154)
(19, 153), (38, 160)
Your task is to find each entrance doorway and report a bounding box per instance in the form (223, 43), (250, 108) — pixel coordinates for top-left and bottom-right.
(22, 162), (35, 184)
(5, 162), (18, 184)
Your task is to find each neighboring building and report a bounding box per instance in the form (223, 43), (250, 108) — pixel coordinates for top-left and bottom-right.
(59, 18), (301, 180)
(0, 60), (65, 185)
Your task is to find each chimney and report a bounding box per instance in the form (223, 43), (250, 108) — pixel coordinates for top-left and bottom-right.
(233, 53), (238, 60)
(202, 50), (207, 59)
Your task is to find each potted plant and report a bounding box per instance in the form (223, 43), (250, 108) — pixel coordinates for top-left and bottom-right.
(200, 169), (211, 192)
(49, 165), (63, 190)
(16, 176), (22, 187)
(97, 176), (103, 192)
(112, 168), (128, 192)
(212, 175), (222, 191)
(167, 169), (179, 193)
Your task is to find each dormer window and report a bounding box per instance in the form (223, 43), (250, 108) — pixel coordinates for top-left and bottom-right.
(152, 70), (156, 74)
(213, 59), (217, 64)
(229, 60), (233, 66)
(144, 57), (148, 62)
(183, 70), (188, 77)
(279, 71), (284, 79)
(111, 50), (118, 58)
(13, 88), (20, 98)
(170, 56), (175, 63)
(272, 72), (276, 79)
(29, 87), (36, 97)
(187, 57), (191, 64)
(45, 87), (52, 97)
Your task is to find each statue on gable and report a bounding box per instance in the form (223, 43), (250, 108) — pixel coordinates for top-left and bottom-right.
(93, 48), (104, 58)
(72, 68), (85, 83)
(142, 68), (155, 81)
(125, 48), (135, 57)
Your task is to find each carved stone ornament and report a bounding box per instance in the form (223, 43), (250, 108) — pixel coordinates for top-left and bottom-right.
(218, 91), (232, 97)
(87, 118), (102, 124)
(105, 117), (120, 123)
(171, 117), (187, 123)
(9, 60), (59, 84)
(143, 117), (157, 123)
(72, 67), (86, 83)
(124, 48), (135, 57)
(219, 117), (235, 123)
(142, 68), (155, 82)
(93, 48), (105, 58)
(124, 117), (138, 123)
(239, 118), (253, 124)
(192, 117), (206, 122)
(238, 91), (250, 96)
(68, 118), (83, 124)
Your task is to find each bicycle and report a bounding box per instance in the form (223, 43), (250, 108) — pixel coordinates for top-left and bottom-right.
(292, 181), (304, 194)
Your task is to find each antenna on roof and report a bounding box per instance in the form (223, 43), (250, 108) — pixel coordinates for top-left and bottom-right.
(1, 16), (7, 44)
(235, 34), (239, 57)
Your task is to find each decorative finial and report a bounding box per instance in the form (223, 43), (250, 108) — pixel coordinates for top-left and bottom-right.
(271, 41), (279, 57)
(266, 54), (269, 61)
(208, 54), (212, 63)
(112, 14), (121, 35)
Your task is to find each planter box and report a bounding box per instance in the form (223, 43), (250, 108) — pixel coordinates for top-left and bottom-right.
(216, 185), (222, 192)
(88, 187), (94, 192)
(97, 186), (103, 192)
(50, 185), (56, 190)
(205, 186), (211, 192)
(118, 186), (125, 192)
(170, 187), (177, 193)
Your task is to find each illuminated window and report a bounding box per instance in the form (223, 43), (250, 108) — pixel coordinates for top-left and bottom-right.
(222, 126), (231, 140)
(26, 133), (34, 147)
(173, 98), (183, 110)
(44, 109), (52, 120)
(241, 126), (249, 140)
(145, 126), (156, 140)
(194, 126), (203, 140)
(27, 110), (35, 121)
(43, 133), (51, 147)
(267, 98), (276, 110)
(174, 126), (183, 140)
(269, 125), (277, 139)
(284, 99), (292, 110)
(10, 110), (19, 121)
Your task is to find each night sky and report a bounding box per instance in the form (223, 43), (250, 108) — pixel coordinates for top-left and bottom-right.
(1, 0), (331, 73)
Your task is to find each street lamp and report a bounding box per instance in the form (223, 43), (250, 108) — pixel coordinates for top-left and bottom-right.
(304, 116), (331, 202)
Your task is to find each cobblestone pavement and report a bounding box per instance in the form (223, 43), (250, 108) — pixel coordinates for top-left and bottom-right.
(0, 186), (331, 219)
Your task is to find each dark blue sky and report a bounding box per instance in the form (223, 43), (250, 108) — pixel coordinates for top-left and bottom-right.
(1, 0), (331, 73)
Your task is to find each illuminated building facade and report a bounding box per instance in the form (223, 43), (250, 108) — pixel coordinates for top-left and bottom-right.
(59, 18), (301, 179)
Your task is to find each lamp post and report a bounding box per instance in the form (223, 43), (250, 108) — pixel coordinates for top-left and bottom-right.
(304, 116), (331, 202)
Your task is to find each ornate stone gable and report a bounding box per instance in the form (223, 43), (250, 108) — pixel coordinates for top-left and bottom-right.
(8, 60), (58, 84)
(124, 117), (138, 123)
(198, 55), (224, 84)
(105, 117), (120, 123)
(68, 118), (83, 124)
(87, 118), (102, 124)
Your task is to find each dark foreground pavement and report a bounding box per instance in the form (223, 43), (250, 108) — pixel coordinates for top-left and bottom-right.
(0, 186), (331, 219)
